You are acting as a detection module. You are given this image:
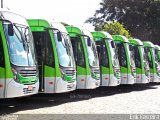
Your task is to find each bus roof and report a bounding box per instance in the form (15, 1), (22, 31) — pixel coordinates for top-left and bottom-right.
(129, 39), (143, 46)
(65, 26), (83, 37)
(0, 10), (28, 26)
(28, 19), (50, 32)
(143, 41), (155, 48)
(28, 19), (50, 28)
(0, 9), (26, 20)
(112, 35), (129, 43)
(28, 19), (68, 33)
(81, 28), (93, 39)
(155, 45), (160, 50)
(91, 31), (113, 41)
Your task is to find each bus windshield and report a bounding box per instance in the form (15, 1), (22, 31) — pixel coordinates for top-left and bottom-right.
(108, 39), (119, 67)
(142, 47), (150, 69)
(84, 36), (99, 67)
(3, 23), (36, 66)
(128, 44), (135, 67)
(144, 47), (154, 68)
(54, 30), (75, 68)
(155, 49), (160, 63)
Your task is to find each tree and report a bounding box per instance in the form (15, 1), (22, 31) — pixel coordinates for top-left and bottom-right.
(102, 21), (132, 38)
(86, 0), (160, 44)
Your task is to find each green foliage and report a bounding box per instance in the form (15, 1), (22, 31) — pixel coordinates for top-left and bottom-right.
(86, 0), (160, 44)
(102, 21), (131, 38)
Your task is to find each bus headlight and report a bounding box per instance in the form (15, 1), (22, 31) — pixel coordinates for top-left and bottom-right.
(91, 71), (100, 80)
(61, 70), (66, 81)
(157, 69), (160, 77)
(12, 68), (19, 83)
(113, 66), (120, 78)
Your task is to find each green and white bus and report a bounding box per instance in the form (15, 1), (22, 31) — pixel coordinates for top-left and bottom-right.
(91, 31), (121, 86)
(129, 39), (150, 83)
(28, 19), (76, 93)
(112, 35), (136, 84)
(143, 42), (160, 82)
(0, 10), (39, 98)
(66, 26), (100, 89)
(155, 45), (160, 79)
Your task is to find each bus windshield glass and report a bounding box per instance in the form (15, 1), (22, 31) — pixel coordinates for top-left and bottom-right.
(128, 44), (135, 67)
(3, 23), (36, 66)
(155, 49), (160, 63)
(2, 11), (36, 66)
(84, 36), (99, 67)
(54, 30), (75, 68)
(142, 47), (150, 69)
(108, 39), (119, 67)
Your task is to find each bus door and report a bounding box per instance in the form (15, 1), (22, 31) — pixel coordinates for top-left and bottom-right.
(96, 40), (109, 84)
(117, 43), (128, 82)
(96, 41), (102, 82)
(70, 36), (86, 88)
(32, 32), (45, 92)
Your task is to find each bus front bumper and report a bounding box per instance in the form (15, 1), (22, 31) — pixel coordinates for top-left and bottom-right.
(6, 79), (39, 98)
(101, 74), (120, 86)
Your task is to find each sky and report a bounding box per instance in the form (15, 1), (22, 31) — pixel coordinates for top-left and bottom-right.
(3, 0), (101, 31)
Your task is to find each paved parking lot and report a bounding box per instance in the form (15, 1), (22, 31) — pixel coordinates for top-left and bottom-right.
(0, 83), (160, 116)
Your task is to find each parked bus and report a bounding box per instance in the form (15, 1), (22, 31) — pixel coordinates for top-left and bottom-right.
(91, 31), (121, 86)
(112, 35), (136, 84)
(143, 42), (160, 82)
(28, 19), (76, 93)
(155, 45), (160, 79)
(65, 26), (100, 89)
(129, 39), (150, 83)
(0, 10), (39, 98)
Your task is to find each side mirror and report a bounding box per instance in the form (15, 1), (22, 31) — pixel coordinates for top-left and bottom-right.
(96, 45), (100, 53)
(87, 38), (91, 46)
(111, 41), (115, 48)
(145, 48), (150, 53)
(8, 23), (14, 36)
(155, 62), (158, 68)
(57, 31), (62, 42)
(129, 45), (133, 51)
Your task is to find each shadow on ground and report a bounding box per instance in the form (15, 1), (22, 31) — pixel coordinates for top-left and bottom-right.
(0, 83), (159, 115)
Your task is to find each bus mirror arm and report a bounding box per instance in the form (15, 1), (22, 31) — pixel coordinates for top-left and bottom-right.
(8, 23), (14, 36)
(45, 27), (62, 42)
(57, 31), (62, 42)
(87, 38), (91, 46)
(0, 19), (14, 36)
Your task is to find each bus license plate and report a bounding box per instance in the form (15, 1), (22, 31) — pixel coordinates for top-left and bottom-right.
(28, 86), (33, 91)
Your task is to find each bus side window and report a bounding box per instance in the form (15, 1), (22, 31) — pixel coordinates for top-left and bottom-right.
(0, 33), (4, 67)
